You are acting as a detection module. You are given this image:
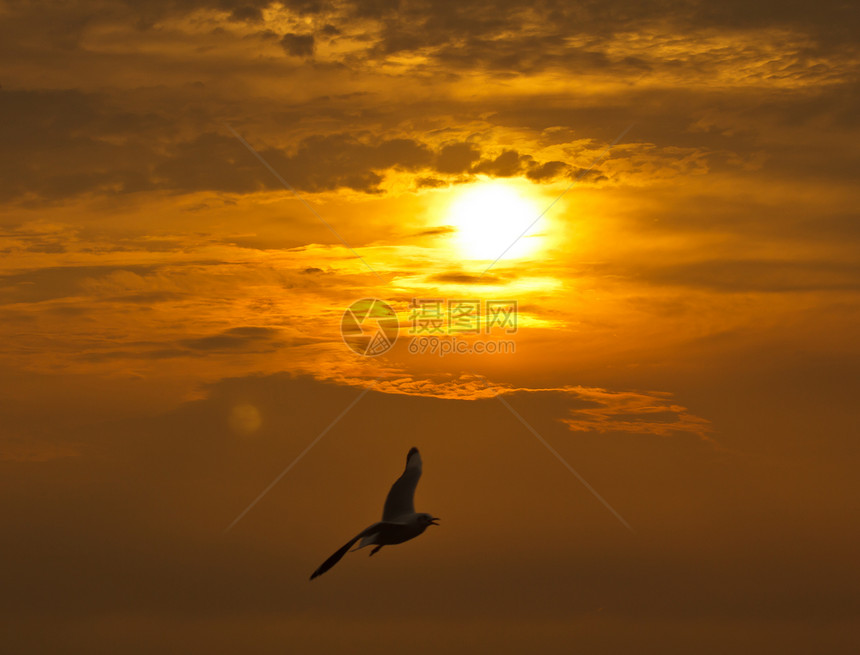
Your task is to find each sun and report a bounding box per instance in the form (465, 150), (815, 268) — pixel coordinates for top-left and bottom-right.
(446, 180), (544, 261)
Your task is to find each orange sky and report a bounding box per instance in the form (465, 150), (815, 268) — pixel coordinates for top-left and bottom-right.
(1, 1), (859, 652)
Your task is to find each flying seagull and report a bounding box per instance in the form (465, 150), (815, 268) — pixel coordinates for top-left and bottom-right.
(310, 447), (439, 580)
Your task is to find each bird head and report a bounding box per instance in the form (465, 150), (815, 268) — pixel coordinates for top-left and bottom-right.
(417, 513), (440, 528)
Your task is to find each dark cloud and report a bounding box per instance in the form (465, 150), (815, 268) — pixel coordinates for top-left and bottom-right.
(10, 0), (855, 49)
(243, 132), (433, 193)
(75, 327), (325, 362)
(0, 90), (581, 199)
(77, 347), (190, 363)
(472, 149), (526, 177)
(106, 291), (188, 304)
(0, 89), (435, 197)
(429, 271), (502, 284)
(280, 32), (314, 57)
(352, 0), (860, 66)
(0, 89), (166, 201)
(229, 3), (266, 22)
(415, 177), (449, 189)
(624, 259), (860, 293)
(467, 150), (574, 182)
(434, 143), (482, 174)
(414, 226), (456, 236)
(180, 326), (284, 351)
(112, 1), (322, 30)
(0, 264), (159, 304)
(4, 4), (851, 203)
(526, 160), (568, 182)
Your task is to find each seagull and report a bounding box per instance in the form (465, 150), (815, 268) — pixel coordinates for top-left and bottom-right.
(310, 447), (439, 580)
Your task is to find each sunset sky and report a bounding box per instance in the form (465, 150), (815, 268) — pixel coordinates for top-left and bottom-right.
(2, 1), (859, 652)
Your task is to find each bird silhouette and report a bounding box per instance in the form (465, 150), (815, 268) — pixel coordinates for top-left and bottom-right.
(310, 447), (439, 580)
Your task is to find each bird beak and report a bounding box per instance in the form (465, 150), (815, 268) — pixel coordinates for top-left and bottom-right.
(430, 517), (440, 525)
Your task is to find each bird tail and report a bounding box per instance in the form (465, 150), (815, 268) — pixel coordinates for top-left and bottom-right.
(350, 531), (380, 551)
(310, 523), (384, 580)
(310, 535), (361, 580)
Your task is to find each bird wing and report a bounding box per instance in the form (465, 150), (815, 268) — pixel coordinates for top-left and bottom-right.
(310, 522), (383, 580)
(382, 447), (422, 522)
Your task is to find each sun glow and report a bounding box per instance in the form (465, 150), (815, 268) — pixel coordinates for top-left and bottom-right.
(446, 180), (544, 261)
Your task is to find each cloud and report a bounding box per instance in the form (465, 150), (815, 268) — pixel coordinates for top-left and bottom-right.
(229, 3), (266, 22)
(525, 160), (568, 182)
(413, 226), (456, 236)
(304, 368), (712, 440)
(556, 386), (713, 439)
(0, 89), (165, 201)
(414, 177), (449, 189)
(280, 33), (314, 57)
(73, 326), (326, 362)
(0, 264), (161, 304)
(628, 259), (860, 293)
(428, 272), (502, 284)
(180, 326), (285, 352)
(434, 143), (482, 174)
(432, 148), (574, 182)
(0, 90), (585, 199)
(472, 149), (527, 177)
